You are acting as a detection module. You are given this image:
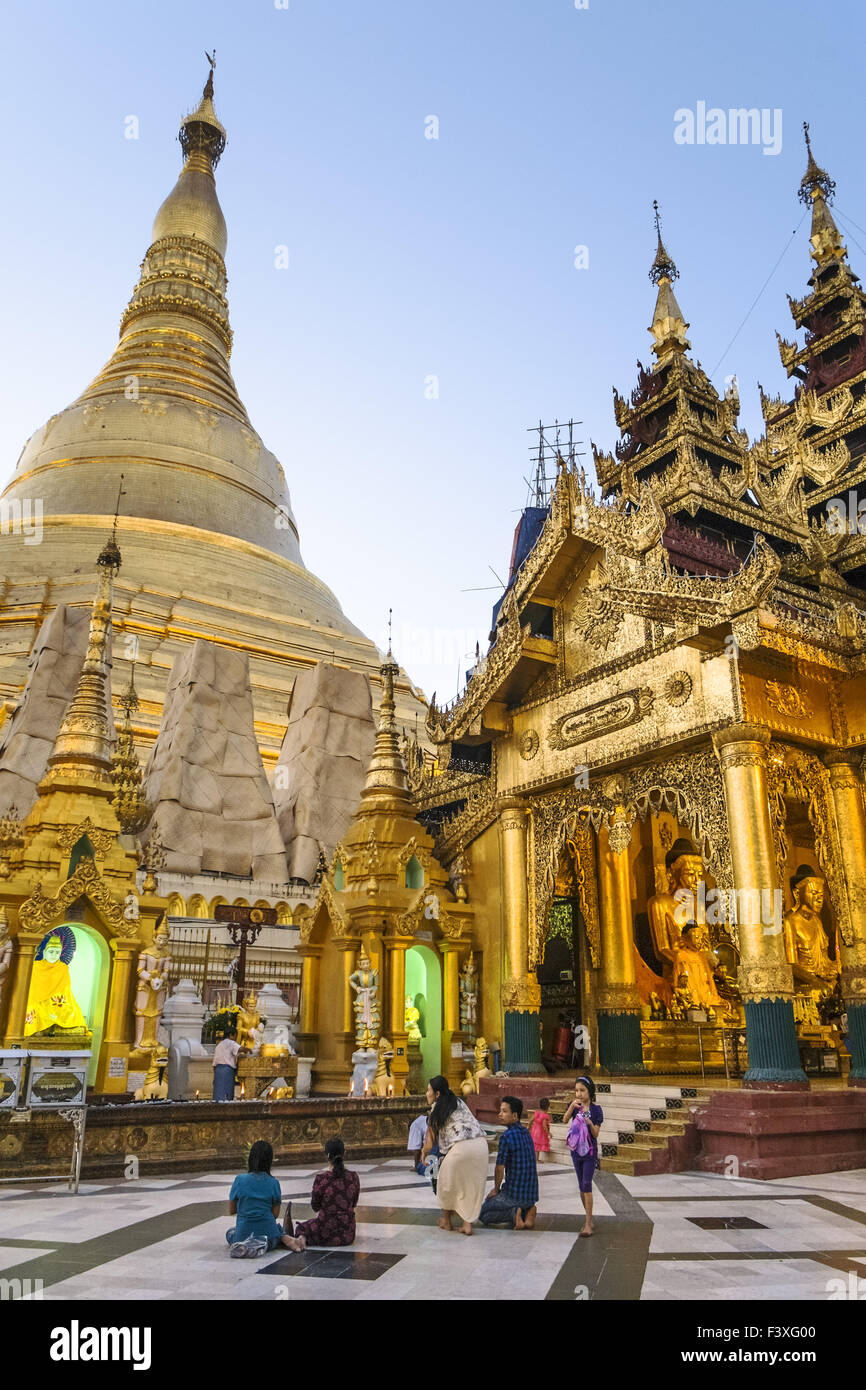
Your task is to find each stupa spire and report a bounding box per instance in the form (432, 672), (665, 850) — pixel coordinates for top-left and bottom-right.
(110, 666), (150, 834)
(360, 641), (412, 807)
(648, 201), (690, 359)
(798, 122), (846, 266)
(45, 540), (121, 783)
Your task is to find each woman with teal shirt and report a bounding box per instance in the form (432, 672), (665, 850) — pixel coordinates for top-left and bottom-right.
(225, 1140), (294, 1258)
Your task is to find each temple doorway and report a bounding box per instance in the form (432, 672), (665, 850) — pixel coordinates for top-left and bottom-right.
(405, 944), (442, 1078)
(538, 900), (585, 1067)
(25, 922), (111, 1084)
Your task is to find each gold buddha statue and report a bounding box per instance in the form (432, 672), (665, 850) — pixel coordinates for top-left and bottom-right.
(647, 838), (703, 989)
(404, 994), (422, 1043)
(783, 865), (839, 990)
(236, 991), (262, 1052)
(674, 922), (724, 1014)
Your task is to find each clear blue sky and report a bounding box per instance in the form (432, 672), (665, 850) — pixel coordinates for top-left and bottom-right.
(1, 0), (863, 703)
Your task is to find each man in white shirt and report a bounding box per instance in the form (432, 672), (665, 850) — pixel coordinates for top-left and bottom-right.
(213, 1031), (244, 1101)
(408, 1112), (430, 1172)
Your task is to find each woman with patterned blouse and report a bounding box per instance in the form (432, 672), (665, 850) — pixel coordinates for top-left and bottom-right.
(284, 1138), (360, 1251)
(421, 1075), (489, 1236)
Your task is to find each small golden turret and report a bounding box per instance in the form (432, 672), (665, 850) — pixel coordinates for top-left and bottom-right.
(359, 647), (413, 810)
(110, 667), (150, 834)
(648, 200), (690, 361)
(44, 540), (121, 784)
(798, 122), (846, 267)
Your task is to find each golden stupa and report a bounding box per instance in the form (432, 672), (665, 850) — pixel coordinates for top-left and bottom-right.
(0, 65), (423, 758)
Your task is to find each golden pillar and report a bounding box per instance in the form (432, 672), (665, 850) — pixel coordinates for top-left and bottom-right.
(713, 727), (806, 1086)
(104, 941), (138, 1046)
(441, 942), (461, 1033)
(337, 941), (358, 1037)
(596, 814), (643, 1071)
(440, 938), (464, 1089)
(296, 943), (322, 1054)
(384, 937), (410, 1087)
(823, 751), (866, 1085)
(97, 937), (139, 1093)
(498, 801), (542, 1073)
(3, 928), (40, 1042)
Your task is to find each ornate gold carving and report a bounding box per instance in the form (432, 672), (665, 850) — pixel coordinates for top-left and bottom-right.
(529, 798), (600, 969)
(841, 941), (866, 1003)
(316, 879), (350, 940)
(663, 670), (692, 707)
(765, 680), (812, 719)
(596, 982), (642, 1013)
(519, 729), (539, 760)
(607, 806), (634, 855)
(630, 753), (733, 891)
(500, 973), (541, 1011)
(766, 742), (853, 948)
(738, 959), (793, 1004)
(56, 819), (116, 861)
(548, 688), (653, 750)
(396, 836), (431, 871)
(19, 857), (130, 937)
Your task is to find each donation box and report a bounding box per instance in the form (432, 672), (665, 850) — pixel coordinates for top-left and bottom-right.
(25, 1051), (91, 1108)
(0, 1050), (27, 1109)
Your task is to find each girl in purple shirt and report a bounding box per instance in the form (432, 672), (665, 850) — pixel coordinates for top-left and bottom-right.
(563, 1075), (603, 1238)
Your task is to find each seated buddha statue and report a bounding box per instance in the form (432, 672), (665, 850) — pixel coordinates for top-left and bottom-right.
(783, 865), (839, 990)
(647, 838), (703, 988)
(24, 929), (88, 1036)
(674, 923), (724, 1014)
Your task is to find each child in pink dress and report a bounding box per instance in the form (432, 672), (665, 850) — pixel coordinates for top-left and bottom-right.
(530, 1097), (551, 1162)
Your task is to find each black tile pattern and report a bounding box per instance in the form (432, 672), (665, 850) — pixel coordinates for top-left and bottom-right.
(260, 1249), (405, 1281)
(687, 1216), (768, 1230)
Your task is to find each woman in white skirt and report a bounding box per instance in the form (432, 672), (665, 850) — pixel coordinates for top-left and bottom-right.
(421, 1075), (489, 1236)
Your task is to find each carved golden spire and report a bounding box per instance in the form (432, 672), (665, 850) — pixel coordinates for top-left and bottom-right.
(110, 666), (150, 834)
(360, 641), (412, 808)
(648, 201), (690, 360)
(178, 52), (227, 170)
(149, 57), (228, 258)
(798, 122), (845, 266)
(45, 540), (121, 783)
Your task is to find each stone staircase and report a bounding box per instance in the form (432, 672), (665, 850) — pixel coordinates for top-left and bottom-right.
(547, 1081), (711, 1176)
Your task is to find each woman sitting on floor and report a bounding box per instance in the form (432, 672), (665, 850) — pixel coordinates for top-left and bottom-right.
(284, 1137), (360, 1252)
(226, 1139), (295, 1258)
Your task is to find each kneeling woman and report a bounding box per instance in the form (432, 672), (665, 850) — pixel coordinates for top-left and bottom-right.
(421, 1075), (489, 1236)
(284, 1138), (360, 1252)
(226, 1140), (295, 1257)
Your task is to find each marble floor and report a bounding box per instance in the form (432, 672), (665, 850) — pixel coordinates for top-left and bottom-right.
(1, 1159), (866, 1300)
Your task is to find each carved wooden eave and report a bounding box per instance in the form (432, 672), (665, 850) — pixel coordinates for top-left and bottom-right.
(573, 534), (781, 653)
(787, 269), (865, 331)
(778, 314), (865, 377)
(426, 476), (668, 747)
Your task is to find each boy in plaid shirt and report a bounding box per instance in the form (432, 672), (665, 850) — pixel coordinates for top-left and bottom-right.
(479, 1096), (539, 1230)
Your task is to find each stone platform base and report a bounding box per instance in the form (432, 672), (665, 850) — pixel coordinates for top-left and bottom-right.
(692, 1089), (866, 1180)
(0, 1096), (422, 1181)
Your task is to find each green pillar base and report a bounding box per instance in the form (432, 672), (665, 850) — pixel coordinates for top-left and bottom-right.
(597, 1010), (644, 1074)
(743, 998), (808, 1087)
(503, 1010), (544, 1075)
(846, 1002), (866, 1085)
